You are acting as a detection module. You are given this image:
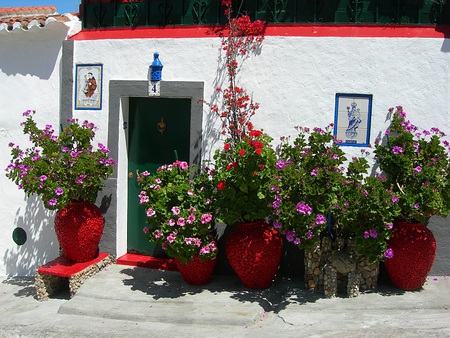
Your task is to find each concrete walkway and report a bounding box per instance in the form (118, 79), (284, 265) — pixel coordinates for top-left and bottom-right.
(0, 264), (449, 337)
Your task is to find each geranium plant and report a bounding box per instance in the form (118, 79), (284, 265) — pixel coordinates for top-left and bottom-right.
(137, 161), (218, 264)
(374, 106), (450, 223)
(5, 110), (116, 210)
(335, 155), (401, 263)
(212, 130), (277, 224)
(270, 124), (347, 249)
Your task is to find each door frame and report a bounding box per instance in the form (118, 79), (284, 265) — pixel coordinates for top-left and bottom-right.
(103, 80), (204, 258)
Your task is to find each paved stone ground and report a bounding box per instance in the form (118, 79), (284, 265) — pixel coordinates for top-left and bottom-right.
(0, 264), (449, 337)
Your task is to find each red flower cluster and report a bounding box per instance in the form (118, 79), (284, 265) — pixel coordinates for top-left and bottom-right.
(217, 181), (226, 190)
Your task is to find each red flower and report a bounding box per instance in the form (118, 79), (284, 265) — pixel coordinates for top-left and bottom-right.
(258, 164), (265, 170)
(239, 149), (246, 157)
(255, 148), (262, 155)
(217, 181), (226, 190)
(249, 130), (262, 137)
(224, 143), (231, 151)
(252, 141), (264, 149)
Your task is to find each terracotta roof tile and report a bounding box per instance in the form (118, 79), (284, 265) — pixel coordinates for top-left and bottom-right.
(0, 6), (80, 33)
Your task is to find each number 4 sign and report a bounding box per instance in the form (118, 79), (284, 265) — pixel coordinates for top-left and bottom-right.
(148, 81), (160, 97)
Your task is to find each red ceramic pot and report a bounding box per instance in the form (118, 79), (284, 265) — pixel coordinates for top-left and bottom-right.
(226, 219), (283, 289)
(54, 201), (104, 263)
(385, 221), (436, 290)
(174, 255), (217, 285)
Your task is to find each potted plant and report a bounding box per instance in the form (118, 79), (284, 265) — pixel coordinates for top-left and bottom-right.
(271, 123), (348, 291)
(5, 110), (116, 262)
(211, 130), (282, 289)
(137, 161), (218, 285)
(333, 156), (401, 291)
(336, 158), (401, 264)
(203, 1), (282, 289)
(374, 105), (450, 290)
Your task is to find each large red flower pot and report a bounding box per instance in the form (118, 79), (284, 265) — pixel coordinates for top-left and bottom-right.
(174, 255), (217, 285)
(226, 220), (283, 289)
(54, 202), (104, 263)
(384, 221), (436, 290)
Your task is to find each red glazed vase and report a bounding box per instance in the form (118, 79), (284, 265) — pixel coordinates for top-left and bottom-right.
(384, 221), (436, 290)
(174, 255), (217, 285)
(54, 202), (104, 263)
(226, 220), (283, 289)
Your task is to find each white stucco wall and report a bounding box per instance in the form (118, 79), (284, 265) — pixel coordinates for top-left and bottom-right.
(0, 24), (73, 276)
(72, 34), (450, 155)
(1, 24), (449, 276)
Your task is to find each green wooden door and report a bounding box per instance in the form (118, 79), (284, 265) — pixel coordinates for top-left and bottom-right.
(128, 97), (191, 255)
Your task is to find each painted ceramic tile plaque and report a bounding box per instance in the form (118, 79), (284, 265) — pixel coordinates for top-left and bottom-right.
(75, 64), (103, 110)
(334, 93), (372, 147)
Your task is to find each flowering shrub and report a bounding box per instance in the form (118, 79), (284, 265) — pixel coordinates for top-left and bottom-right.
(212, 130), (277, 224)
(374, 106), (450, 223)
(5, 110), (116, 210)
(137, 161), (217, 264)
(270, 124), (347, 249)
(272, 124), (401, 262)
(335, 156), (401, 263)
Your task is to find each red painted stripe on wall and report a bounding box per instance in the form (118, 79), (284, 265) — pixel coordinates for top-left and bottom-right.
(70, 24), (450, 40)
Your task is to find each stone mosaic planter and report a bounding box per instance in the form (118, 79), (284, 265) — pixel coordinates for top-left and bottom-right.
(304, 236), (380, 298)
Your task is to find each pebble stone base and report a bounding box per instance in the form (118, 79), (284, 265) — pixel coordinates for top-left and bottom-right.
(304, 237), (379, 298)
(35, 254), (116, 301)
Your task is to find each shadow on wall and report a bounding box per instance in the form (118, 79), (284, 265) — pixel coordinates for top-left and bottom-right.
(436, 25), (450, 53)
(428, 214), (450, 276)
(0, 26), (69, 79)
(3, 195), (59, 277)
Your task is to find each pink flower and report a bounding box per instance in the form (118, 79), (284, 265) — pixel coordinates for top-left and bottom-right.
(171, 206), (180, 215)
(315, 214), (326, 225)
(200, 246), (211, 255)
(201, 213), (212, 224)
(392, 146), (403, 154)
(384, 248), (394, 259)
(167, 232), (177, 243)
(146, 208), (155, 217)
(273, 221), (282, 229)
(47, 198), (57, 206)
(296, 203), (312, 215)
(193, 238), (202, 247)
(140, 195), (149, 204)
(187, 214), (196, 224)
(177, 217), (185, 226)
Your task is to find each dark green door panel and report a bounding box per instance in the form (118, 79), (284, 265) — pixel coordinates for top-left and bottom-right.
(127, 97), (191, 255)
